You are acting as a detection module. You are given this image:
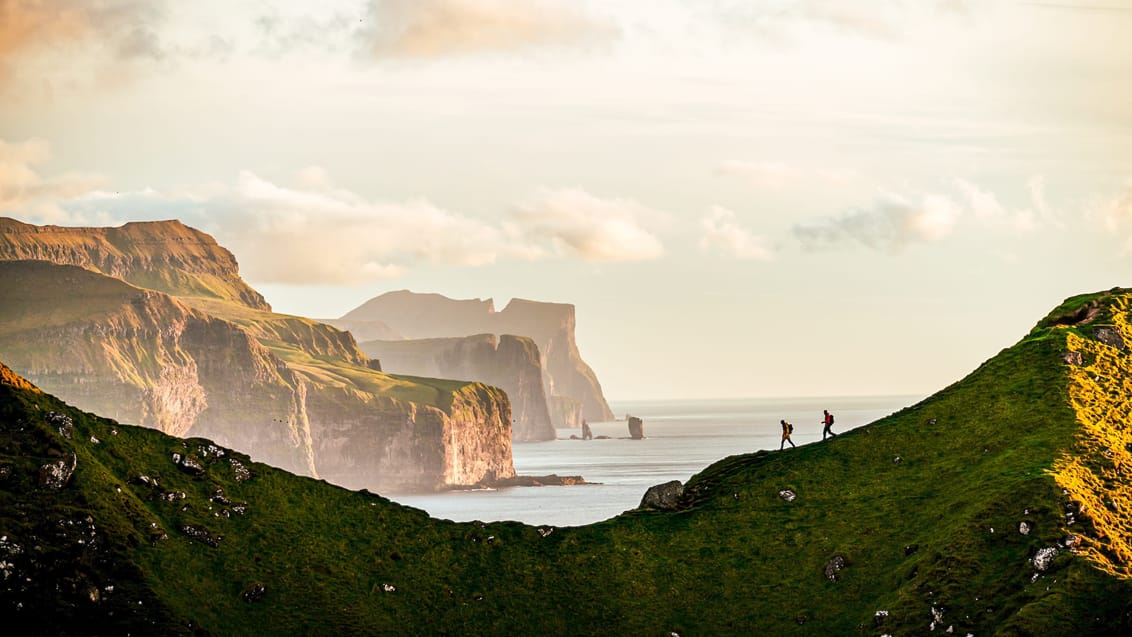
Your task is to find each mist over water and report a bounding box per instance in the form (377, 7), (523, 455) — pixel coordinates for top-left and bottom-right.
(393, 395), (920, 526)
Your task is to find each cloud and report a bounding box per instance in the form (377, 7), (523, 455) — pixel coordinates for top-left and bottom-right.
(359, 0), (617, 59)
(160, 171), (515, 285)
(8, 155), (662, 283)
(793, 191), (962, 252)
(0, 1), (165, 69)
(1099, 182), (1132, 232)
(509, 188), (665, 262)
(698, 206), (773, 260)
(0, 138), (103, 222)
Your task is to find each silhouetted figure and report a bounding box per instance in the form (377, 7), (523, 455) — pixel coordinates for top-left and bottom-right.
(780, 419), (795, 450)
(822, 409), (837, 440)
(582, 419), (593, 440)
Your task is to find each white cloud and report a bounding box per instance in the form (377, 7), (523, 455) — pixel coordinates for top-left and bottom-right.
(5, 154), (664, 282)
(956, 177), (1043, 234)
(510, 187), (664, 262)
(793, 190), (962, 252)
(0, 138), (103, 222)
(1100, 182), (1132, 232)
(359, 0), (617, 59)
(698, 206), (773, 261)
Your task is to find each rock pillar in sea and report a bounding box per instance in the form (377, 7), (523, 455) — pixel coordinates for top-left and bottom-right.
(627, 415), (645, 440)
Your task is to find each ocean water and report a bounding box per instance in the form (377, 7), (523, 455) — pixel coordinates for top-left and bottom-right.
(392, 395), (920, 527)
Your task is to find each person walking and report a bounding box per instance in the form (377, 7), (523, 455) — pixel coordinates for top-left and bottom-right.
(780, 419), (796, 450)
(821, 409), (837, 440)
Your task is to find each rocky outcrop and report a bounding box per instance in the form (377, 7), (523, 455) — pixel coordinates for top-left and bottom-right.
(0, 260), (514, 492)
(358, 334), (555, 442)
(627, 415), (645, 440)
(640, 480), (684, 510)
(0, 217), (269, 310)
(336, 290), (614, 426)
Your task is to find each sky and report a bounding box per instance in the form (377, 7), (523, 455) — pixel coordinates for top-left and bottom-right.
(2, 0), (1132, 401)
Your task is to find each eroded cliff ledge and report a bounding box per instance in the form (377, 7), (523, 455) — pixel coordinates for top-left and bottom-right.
(334, 290), (614, 427)
(359, 334), (555, 442)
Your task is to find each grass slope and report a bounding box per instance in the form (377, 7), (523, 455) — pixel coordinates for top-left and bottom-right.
(3, 292), (1132, 635)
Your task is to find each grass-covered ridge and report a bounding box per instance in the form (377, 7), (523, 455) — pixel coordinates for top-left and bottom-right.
(3, 290), (1132, 635)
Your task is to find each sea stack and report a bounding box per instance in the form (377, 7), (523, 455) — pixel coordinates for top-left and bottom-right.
(627, 415), (645, 440)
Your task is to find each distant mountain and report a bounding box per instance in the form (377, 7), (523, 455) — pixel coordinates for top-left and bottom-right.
(0, 219), (516, 491)
(359, 334), (555, 442)
(334, 290), (615, 426)
(2, 288), (1131, 634)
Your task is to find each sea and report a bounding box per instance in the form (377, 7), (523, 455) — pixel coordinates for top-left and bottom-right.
(392, 395), (921, 527)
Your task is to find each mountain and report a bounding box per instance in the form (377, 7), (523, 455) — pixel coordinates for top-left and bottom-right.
(358, 334), (555, 442)
(0, 217), (269, 311)
(0, 219), (517, 491)
(3, 289), (1131, 635)
(335, 290), (615, 426)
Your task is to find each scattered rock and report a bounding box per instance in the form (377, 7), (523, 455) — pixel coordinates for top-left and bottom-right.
(241, 583), (266, 602)
(824, 555), (847, 582)
(175, 454), (206, 476)
(39, 452), (77, 489)
(1093, 327), (1126, 350)
(89, 435), (100, 444)
(930, 605), (945, 631)
(46, 411), (73, 440)
(1032, 546), (1058, 572)
(1019, 521), (1032, 535)
(536, 526), (554, 538)
(640, 480), (684, 510)
(627, 415), (646, 440)
(893, 456), (903, 464)
(181, 524), (221, 548)
(927, 418), (938, 425)
(1062, 534), (1081, 549)
(779, 489), (797, 502)
(230, 458), (251, 482)
(904, 544), (919, 556)
(382, 583), (396, 593)
(1063, 351), (1084, 366)
(0, 465), (11, 481)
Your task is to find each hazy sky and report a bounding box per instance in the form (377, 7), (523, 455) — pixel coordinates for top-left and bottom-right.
(2, 0), (1132, 400)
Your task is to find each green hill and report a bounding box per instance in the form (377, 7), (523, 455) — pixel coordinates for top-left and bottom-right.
(2, 289), (1131, 635)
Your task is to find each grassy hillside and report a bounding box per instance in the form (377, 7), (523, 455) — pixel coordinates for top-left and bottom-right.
(3, 290), (1132, 635)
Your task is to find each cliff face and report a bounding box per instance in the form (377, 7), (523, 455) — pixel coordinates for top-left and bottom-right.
(0, 259), (514, 492)
(359, 334), (555, 442)
(340, 290), (614, 425)
(0, 217), (269, 310)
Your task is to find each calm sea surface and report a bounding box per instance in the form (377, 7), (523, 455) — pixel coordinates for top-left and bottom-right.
(392, 395), (920, 527)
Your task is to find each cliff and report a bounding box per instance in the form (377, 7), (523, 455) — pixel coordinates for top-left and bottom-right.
(3, 287), (1132, 635)
(359, 334), (556, 442)
(0, 216), (269, 311)
(337, 290), (614, 425)
(0, 258), (515, 492)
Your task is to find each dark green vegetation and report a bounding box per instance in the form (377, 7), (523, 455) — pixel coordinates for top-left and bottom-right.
(3, 293), (1132, 636)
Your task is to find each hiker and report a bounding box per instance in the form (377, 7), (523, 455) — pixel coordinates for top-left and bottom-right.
(780, 419), (795, 450)
(582, 419), (593, 440)
(821, 409), (837, 440)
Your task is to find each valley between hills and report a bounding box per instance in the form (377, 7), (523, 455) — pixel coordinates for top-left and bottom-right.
(0, 217), (1131, 634)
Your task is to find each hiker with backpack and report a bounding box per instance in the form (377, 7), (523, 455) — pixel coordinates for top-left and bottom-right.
(780, 419), (795, 450)
(821, 409), (837, 440)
